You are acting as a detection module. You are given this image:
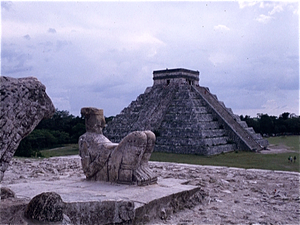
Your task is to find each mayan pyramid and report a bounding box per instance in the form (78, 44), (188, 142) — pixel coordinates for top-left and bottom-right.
(104, 68), (268, 155)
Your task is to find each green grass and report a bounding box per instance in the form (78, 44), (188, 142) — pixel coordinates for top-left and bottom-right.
(150, 151), (299, 172)
(267, 135), (299, 152)
(36, 136), (299, 172)
(40, 144), (79, 158)
(150, 135), (300, 172)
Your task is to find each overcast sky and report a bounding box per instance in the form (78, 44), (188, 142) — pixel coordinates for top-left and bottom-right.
(1, 1), (299, 117)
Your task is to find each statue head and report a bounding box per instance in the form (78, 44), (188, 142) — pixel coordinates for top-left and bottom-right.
(81, 107), (105, 134)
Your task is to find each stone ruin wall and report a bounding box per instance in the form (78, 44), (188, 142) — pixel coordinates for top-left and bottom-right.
(153, 68), (199, 86)
(0, 76), (55, 181)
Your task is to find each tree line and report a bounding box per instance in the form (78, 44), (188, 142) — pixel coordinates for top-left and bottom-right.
(15, 110), (299, 157)
(240, 112), (300, 136)
(16, 110), (86, 157)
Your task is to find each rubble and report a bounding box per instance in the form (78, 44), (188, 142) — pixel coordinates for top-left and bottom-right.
(1, 156), (299, 224)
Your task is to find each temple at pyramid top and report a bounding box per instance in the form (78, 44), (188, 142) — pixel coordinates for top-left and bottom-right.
(153, 68), (199, 86)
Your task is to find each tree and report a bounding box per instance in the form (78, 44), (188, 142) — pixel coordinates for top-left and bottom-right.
(241, 112), (300, 136)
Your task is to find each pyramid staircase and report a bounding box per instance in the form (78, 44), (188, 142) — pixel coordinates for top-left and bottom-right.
(154, 84), (237, 155)
(104, 69), (268, 155)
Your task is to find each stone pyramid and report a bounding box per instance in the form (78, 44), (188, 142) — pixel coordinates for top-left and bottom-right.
(104, 68), (268, 155)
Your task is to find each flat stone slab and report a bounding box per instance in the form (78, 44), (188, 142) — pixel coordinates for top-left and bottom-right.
(5, 177), (201, 224)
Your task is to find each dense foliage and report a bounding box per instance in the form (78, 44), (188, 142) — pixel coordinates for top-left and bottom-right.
(15, 109), (86, 157)
(240, 112), (300, 136)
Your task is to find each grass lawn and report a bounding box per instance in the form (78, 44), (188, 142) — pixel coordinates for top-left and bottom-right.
(150, 135), (300, 172)
(40, 144), (79, 158)
(37, 136), (299, 172)
(267, 135), (299, 152)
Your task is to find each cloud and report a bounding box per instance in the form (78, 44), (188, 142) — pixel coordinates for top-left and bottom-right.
(48, 28), (56, 33)
(259, 2), (285, 14)
(56, 40), (70, 51)
(130, 33), (164, 45)
(1, 1), (13, 11)
(213, 24), (230, 32)
(1, 1), (298, 117)
(1, 44), (33, 75)
(269, 4), (284, 15)
(208, 52), (235, 66)
(241, 2), (295, 24)
(256, 14), (272, 23)
(23, 34), (31, 40)
(121, 33), (165, 55)
(238, 1), (257, 9)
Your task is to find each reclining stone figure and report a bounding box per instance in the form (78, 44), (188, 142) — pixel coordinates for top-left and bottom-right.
(78, 107), (157, 186)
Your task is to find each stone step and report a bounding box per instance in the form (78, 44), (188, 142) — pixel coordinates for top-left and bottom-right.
(245, 127), (255, 133)
(194, 121), (220, 130)
(206, 144), (236, 155)
(155, 137), (203, 146)
(238, 121), (248, 128)
(191, 107), (210, 114)
(193, 86), (265, 151)
(157, 128), (226, 138)
(201, 129), (226, 138)
(162, 113), (214, 123)
(202, 137), (228, 146)
(154, 144), (206, 155)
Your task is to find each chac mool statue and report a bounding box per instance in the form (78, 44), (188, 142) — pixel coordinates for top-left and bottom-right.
(78, 107), (157, 186)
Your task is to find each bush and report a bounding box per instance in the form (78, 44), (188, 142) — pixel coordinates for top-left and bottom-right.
(15, 129), (70, 157)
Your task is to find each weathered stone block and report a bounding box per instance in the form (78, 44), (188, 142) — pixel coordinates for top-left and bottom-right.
(0, 76), (55, 181)
(24, 192), (64, 222)
(0, 187), (15, 199)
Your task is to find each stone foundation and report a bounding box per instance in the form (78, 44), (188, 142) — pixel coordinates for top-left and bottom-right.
(3, 177), (204, 224)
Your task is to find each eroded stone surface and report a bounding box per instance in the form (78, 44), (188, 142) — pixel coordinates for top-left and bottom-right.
(24, 192), (64, 222)
(79, 107), (157, 185)
(1, 156), (201, 224)
(1, 156), (299, 224)
(0, 197), (29, 224)
(0, 187), (15, 199)
(0, 76), (55, 181)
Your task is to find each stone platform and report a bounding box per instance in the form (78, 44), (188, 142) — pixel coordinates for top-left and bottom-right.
(4, 177), (201, 224)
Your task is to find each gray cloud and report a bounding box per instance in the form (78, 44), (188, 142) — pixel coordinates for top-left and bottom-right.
(1, 1), (13, 11)
(55, 40), (70, 51)
(23, 34), (31, 40)
(48, 28), (56, 33)
(1, 44), (33, 75)
(1, 1), (298, 117)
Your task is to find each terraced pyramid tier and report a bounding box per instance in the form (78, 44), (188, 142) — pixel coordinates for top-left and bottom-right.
(104, 68), (268, 155)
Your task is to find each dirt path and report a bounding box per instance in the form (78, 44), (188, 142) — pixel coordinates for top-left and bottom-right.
(260, 143), (295, 154)
(2, 156), (300, 224)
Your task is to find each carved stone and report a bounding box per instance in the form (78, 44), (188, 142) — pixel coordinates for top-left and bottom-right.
(0, 76), (55, 181)
(79, 107), (157, 185)
(0, 187), (15, 199)
(24, 192), (64, 222)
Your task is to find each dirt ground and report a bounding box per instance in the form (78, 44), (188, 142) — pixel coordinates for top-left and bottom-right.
(2, 155), (300, 225)
(260, 143), (296, 154)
